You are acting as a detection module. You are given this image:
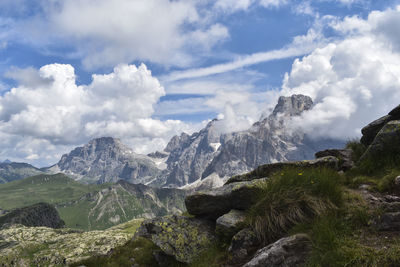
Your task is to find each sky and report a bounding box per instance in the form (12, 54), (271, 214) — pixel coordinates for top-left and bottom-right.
(0, 0), (400, 166)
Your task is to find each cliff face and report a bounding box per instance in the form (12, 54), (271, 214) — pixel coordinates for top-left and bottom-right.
(160, 95), (344, 188)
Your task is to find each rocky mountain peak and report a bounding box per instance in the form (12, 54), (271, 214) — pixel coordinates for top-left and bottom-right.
(272, 94), (313, 116)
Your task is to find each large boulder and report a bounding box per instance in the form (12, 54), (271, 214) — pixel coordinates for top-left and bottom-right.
(242, 234), (312, 267)
(185, 178), (267, 220)
(225, 156), (339, 184)
(315, 149), (354, 171)
(216, 209), (246, 239)
(135, 215), (216, 263)
(359, 120), (400, 163)
(0, 203), (64, 229)
(228, 228), (260, 263)
(360, 105), (400, 146)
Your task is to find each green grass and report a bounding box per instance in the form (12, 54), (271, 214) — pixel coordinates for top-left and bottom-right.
(246, 167), (343, 244)
(0, 173), (105, 210)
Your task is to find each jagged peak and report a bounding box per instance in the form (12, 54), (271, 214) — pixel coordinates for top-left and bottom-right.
(272, 94), (313, 116)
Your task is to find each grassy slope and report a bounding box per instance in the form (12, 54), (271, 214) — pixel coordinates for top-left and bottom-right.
(0, 173), (105, 210)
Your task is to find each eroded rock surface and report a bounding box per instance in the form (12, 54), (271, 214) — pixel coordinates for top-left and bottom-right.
(242, 234), (312, 267)
(228, 228), (260, 263)
(135, 215), (216, 263)
(216, 209), (246, 239)
(315, 149), (354, 171)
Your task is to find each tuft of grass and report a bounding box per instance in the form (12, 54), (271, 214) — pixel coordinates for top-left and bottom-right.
(189, 242), (230, 267)
(246, 167), (343, 244)
(345, 139), (367, 163)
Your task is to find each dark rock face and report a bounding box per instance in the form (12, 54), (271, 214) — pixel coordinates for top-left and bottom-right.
(315, 149), (354, 171)
(359, 120), (400, 163)
(185, 178), (267, 220)
(0, 162), (43, 184)
(377, 212), (400, 231)
(242, 234), (312, 267)
(360, 105), (400, 146)
(135, 215), (216, 263)
(225, 156), (339, 184)
(0, 203), (65, 229)
(228, 228), (260, 263)
(51, 137), (160, 184)
(159, 94), (344, 188)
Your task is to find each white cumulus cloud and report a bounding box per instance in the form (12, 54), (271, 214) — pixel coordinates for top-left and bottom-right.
(281, 6), (400, 140)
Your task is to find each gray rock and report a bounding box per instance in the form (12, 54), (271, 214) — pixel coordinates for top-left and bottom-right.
(216, 209), (246, 239)
(228, 228), (260, 263)
(225, 156), (339, 184)
(315, 149), (354, 171)
(377, 212), (400, 231)
(359, 120), (400, 163)
(360, 115), (393, 146)
(242, 234), (312, 267)
(48, 137), (160, 184)
(389, 104), (400, 117)
(135, 215), (216, 263)
(185, 178), (267, 220)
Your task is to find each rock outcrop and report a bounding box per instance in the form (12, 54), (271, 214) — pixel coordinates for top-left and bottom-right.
(185, 178), (267, 220)
(135, 215), (216, 263)
(0, 203), (64, 229)
(360, 105), (400, 146)
(359, 120), (400, 163)
(48, 137), (161, 184)
(242, 234), (312, 267)
(225, 156), (339, 184)
(216, 209), (246, 239)
(315, 149), (354, 171)
(228, 228), (260, 263)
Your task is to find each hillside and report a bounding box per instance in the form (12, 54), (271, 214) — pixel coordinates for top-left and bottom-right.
(0, 162), (43, 184)
(0, 173), (186, 230)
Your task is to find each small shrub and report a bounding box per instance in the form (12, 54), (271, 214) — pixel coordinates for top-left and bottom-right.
(247, 167), (343, 244)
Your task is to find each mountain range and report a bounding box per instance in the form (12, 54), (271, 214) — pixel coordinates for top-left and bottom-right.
(0, 94), (344, 190)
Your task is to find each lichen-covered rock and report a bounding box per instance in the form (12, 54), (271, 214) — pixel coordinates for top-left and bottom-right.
(216, 209), (246, 239)
(185, 178), (267, 219)
(359, 120), (400, 163)
(315, 149), (354, 171)
(0, 203), (65, 229)
(0, 219), (142, 266)
(377, 212), (400, 231)
(135, 215), (216, 263)
(228, 228), (260, 263)
(225, 156), (339, 184)
(242, 234), (312, 267)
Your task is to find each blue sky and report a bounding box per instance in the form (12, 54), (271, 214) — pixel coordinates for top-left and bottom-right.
(0, 0), (400, 166)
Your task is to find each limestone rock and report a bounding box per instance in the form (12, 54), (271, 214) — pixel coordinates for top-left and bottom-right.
(242, 234), (312, 267)
(185, 178), (267, 220)
(216, 209), (246, 239)
(377, 212), (400, 231)
(0, 203), (64, 229)
(315, 149), (354, 171)
(359, 120), (400, 163)
(135, 215), (216, 263)
(225, 156), (339, 184)
(228, 228), (260, 263)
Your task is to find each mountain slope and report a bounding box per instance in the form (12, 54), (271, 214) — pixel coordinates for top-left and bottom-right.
(0, 173), (186, 230)
(0, 162), (43, 183)
(158, 94), (344, 188)
(48, 137), (161, 184)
